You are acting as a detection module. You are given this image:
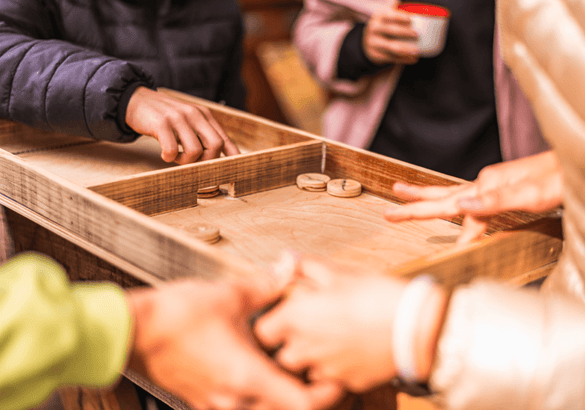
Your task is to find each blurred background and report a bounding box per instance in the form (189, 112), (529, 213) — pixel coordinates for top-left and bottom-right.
(239, 0), (327, 135)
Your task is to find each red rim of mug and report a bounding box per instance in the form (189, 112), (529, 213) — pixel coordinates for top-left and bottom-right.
(397, 3), (451, 18)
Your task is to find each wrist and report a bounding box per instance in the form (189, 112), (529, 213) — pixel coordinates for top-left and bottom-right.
(119, 83), (151, 133)
(392, 276), (448, 384)
(413, 284), (449, 381)
(125, 287), (155, 376)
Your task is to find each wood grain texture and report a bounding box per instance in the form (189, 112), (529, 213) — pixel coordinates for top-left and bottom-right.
(4, 209), (150, 288)
(19, 136), (174, 187)
(0, 120), (97, 155)
(393, 217), (563, 288)
(153, 186), (463, 273)
(89, 141), (323, 215)
(0, 148), (262, 283)
(324, 141), (548, 233)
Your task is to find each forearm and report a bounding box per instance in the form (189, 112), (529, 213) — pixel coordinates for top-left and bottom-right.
(293, 1), (370, 93)
(0, 253), (132, 410)
(429, 280), (585, 410)
(337, 23), (391, 81)
(413, 284), (449, 381)
(0, 19), (153, 141)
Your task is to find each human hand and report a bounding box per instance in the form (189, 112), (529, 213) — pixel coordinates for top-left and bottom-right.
(384, 150), (563, 244)
(363, 9), (420, 65)
(126, 277), (342, 410)
(125, 86), (240, 164)
(255, 256), (408, 392)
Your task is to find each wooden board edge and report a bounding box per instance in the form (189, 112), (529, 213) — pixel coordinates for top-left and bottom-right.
(323, 142), (548, 232)
(0, 194), (164, 287)
(88, 140), (324, 215)
(505, 261), (557, 287)
(0, 150), (263, 282)
(390, 217), (563, 289)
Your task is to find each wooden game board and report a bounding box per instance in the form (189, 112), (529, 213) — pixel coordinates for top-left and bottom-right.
(0, 89), (563, 410)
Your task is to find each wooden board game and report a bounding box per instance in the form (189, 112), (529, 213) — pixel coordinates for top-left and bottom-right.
(0, 89), (563, 410)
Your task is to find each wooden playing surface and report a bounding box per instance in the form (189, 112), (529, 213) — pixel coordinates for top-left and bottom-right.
(0, 91), (564, 410)
(154, 185), (462, 273)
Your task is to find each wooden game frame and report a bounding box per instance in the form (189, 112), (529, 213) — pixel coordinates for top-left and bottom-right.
(0, 89), (562, 289)
(0, 89), (563, 410)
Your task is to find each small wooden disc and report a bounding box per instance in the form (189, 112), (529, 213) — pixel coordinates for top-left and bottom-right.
(198, 185), (219, 194)
(327, 179), (362, 198)
(198, 190), (220, 198)
(302, 186), (327, 192)
(296, 173), (330, 191)
(184, 222), (220, 243)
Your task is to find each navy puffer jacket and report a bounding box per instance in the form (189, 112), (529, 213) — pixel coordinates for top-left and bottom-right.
(0, 0), (245, 142)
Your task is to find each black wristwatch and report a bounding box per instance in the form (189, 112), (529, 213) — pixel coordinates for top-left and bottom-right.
(390, 377), (433, 397)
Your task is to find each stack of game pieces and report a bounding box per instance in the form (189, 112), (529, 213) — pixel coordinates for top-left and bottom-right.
(296, 173), (331, 191)
(326, 179), (362, 198)
(197, 185), (220, 198)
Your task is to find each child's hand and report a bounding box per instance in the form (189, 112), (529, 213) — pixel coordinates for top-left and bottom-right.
(125, 87), (240, 164)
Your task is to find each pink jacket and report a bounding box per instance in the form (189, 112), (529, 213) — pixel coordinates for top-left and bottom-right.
(293, 0), (549, 161)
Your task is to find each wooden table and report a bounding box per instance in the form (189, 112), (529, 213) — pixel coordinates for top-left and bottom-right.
(0, 91), (562, 410)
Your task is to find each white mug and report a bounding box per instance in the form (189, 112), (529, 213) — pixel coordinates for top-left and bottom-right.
(397, 3), (451, 58)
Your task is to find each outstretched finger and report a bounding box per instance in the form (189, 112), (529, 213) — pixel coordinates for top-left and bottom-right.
(383, 196), (460, 222)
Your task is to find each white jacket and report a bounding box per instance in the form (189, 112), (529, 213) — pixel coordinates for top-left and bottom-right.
(428, 0), (585, 408)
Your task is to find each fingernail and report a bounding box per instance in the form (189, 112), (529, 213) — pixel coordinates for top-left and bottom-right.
(384, 207), (403, 216)
(457, 197), (484, 210)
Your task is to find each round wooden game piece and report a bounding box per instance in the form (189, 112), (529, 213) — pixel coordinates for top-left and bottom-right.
(184, 222), (221, 244)
(198, 185), (220, 198)
(296, 173), (330, 191)
(327, 179), (362, 198)
(197, 190), (220, 198)
(198, 185), (219, 193)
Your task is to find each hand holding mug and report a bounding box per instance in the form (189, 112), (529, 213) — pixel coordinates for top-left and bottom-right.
(363, 9), (420, 65)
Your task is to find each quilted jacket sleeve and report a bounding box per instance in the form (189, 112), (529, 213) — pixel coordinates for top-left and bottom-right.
(0, 0), (154, 142)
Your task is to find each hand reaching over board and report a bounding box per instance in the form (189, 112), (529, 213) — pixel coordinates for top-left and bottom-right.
(383, 150), (563, 244)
